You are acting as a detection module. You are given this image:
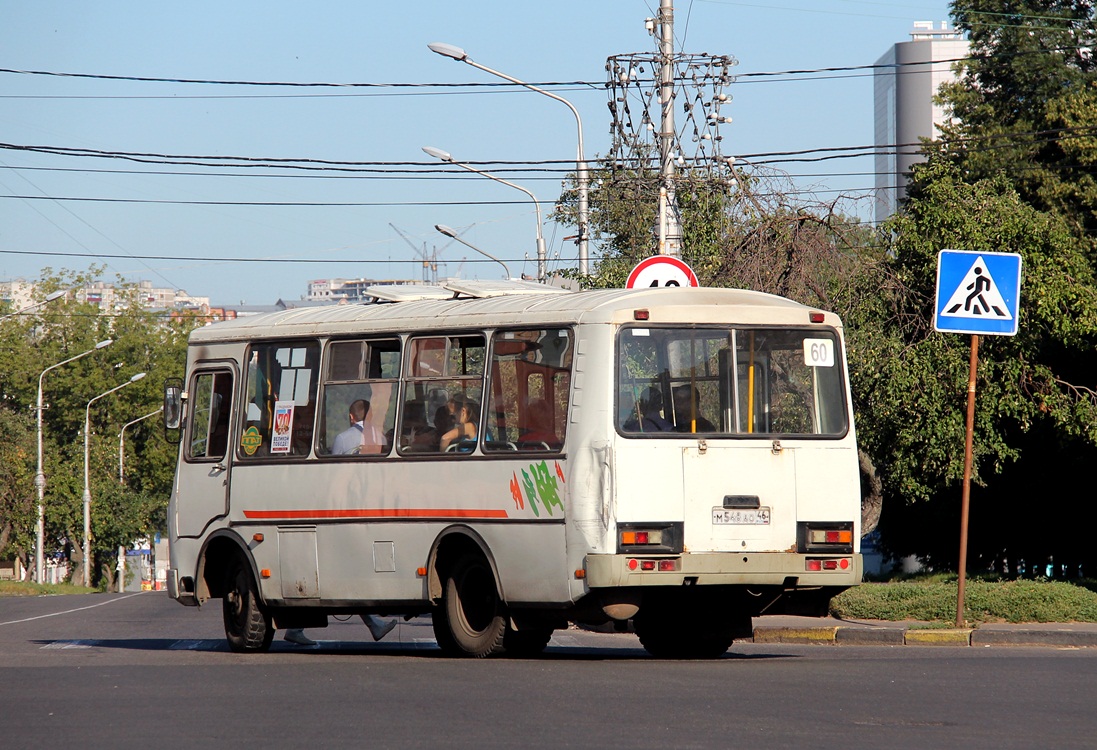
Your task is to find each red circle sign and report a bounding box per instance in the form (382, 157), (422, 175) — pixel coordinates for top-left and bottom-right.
(625, 256), (699, 289)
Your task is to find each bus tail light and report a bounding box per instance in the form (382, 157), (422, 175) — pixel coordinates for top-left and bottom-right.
(798, 521), (855, 554)
(626, 558), (680, 572)
(806, 558), (852, 572)
(620, 530), (662, 546)
(617, 522), (683, 554)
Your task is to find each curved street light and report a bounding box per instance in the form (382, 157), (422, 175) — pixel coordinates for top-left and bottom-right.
(119, 407), (163, 484)
(0, 289), (67, 324)
(434, 224), (512, 279)
(83, 371), (146, 587)
(423, 146), (547, 282)
(428, 42), (589, 276)
(34, 338), (114, 584)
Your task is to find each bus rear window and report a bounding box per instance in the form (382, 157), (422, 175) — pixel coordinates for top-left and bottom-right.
(617, 326), (848, 437)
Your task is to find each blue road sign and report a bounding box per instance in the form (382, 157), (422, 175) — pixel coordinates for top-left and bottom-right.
(934, 250), (1022, 336)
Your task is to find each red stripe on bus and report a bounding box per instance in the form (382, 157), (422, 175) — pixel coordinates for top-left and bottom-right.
(241, 508), (510, 520)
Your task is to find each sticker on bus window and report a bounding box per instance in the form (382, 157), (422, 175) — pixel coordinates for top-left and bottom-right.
(271, 400), (295, 454)
(241, 426), (263, 456)
(803, 338), (834, 368)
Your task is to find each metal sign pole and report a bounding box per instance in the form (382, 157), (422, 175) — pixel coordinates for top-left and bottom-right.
(956, 333), (979, 628)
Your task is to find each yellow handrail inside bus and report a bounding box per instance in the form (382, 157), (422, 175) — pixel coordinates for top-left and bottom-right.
(747, 332), (755, 434)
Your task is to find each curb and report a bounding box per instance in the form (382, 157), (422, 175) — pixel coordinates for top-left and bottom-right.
(751, 625), (1097, 648)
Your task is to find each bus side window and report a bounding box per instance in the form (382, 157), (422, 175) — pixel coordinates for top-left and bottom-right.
(485, 328), (572, 453)
(239, 341), (319, 458)
(400, 335), (485, 456)
(188, 370), (233, 461)
(318, 338), (401, 457)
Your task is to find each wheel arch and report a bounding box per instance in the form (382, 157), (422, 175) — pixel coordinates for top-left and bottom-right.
(197, 530), (256, 603)
(426, 525), (503, 605)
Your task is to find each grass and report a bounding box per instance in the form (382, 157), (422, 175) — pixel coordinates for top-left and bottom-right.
(831, 577), (1097, 624)
(0, 580), (96, 597)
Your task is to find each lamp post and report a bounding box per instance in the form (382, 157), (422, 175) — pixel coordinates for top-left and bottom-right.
(434, 224), (512, 279)
(83, 372), (146, 587)
(423, 146), (547, 282)
(428, 42), (589, 276)
(119, 407), (162, 483)
(0, 289), (67, 324)
(34, 338), (114, 584)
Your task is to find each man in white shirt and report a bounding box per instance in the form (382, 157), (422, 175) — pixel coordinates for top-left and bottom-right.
(331, 399), (388, 455)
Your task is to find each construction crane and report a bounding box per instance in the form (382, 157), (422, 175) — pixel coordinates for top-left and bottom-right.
(389, 224), (440, 284)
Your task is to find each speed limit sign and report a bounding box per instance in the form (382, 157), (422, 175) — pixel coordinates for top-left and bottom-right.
(625, 256), (699, 289)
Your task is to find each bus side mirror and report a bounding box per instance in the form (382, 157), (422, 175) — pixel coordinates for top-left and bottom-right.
(164, 377), (183, 442)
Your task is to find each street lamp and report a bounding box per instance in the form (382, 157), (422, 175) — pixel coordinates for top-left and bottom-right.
(34, 338), (113, 584)
(0, 289), (67, 323)
(428, 42), (589, 276)
(434, 224), (512, 279)
(83, 371), (146, 587)
(423, 146), (547, 282)
(119, 407), (162, 483)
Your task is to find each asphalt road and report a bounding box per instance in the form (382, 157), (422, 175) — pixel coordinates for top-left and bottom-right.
(2, 592), (1094, 749)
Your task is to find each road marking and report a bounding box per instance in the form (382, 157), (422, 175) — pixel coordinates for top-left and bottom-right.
(41, 640), (96, 649)
(0, 592), (146, 627)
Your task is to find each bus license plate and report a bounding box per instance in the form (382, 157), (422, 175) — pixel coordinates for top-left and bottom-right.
(712, 507), (771, 525)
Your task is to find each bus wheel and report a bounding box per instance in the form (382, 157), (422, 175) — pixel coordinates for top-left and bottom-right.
(635, 614), (733, 659)
(223, 557), (273, 653)
(436, 555), (506, 658)
(503, 624), (553, 657)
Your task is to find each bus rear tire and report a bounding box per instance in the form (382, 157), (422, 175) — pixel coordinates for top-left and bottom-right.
(435, 555), (506, 658)
(223, 557), (273, 653)
(503, 624), (553, 657)
(635, 614), (734, 659)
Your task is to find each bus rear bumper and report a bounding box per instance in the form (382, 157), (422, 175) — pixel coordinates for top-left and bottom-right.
(584, 552), (863, 589)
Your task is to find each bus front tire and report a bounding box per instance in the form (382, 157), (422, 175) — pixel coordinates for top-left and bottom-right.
(223, 558), (273, 653)
(435, 555), (506, 658)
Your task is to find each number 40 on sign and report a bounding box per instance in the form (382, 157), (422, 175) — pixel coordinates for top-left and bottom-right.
(625, 256), (699, 289)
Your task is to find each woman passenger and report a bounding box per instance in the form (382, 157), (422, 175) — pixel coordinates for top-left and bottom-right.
(439, 394), (478, 451)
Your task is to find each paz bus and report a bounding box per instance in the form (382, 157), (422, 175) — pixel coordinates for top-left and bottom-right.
(163, 281), (862, 658)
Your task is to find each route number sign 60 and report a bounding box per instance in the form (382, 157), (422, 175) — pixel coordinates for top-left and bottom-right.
(802, 338), (834, 368)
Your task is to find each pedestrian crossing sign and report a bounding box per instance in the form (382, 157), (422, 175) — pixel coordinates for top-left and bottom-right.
(934, 250), (1022, 336)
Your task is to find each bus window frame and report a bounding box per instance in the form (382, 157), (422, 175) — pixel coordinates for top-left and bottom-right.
(398, 331), (487, 458)
(183, 363), (238, 464)
(235, 338), (322, 462)
(315, 336), (402, 458)
(615, 323), (850, 440)
(483, 325), (574, 455)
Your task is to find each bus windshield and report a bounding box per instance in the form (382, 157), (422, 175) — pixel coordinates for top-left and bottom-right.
(617, 325), (848, 437)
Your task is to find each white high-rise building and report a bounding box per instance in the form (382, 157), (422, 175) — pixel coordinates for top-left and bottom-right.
(874, 22), (969, 223)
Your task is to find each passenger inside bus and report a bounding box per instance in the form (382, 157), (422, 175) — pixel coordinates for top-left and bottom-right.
(332, 399), (388, 455)
(440, 394), (478, 451)
(623, 387), (674, 432)
(518, 398), (560, 448)
(672, 385), (717, 433)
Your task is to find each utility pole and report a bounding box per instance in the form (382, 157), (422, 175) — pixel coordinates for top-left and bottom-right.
(657, 0), (683, 258)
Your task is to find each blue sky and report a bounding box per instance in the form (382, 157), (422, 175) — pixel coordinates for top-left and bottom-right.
(0, 0), (954, 305)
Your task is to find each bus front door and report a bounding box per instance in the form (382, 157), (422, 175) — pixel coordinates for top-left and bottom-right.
(174, 367), (236, 538)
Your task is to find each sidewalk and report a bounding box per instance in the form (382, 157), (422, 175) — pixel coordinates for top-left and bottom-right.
(749, 615), (1097, 648)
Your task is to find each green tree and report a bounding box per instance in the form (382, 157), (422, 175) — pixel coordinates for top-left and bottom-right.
(0, 269), (194, 587)
(0, 405), (36, 570)
(938, 0), (1097, 260)
(862, 162), (1097, 571)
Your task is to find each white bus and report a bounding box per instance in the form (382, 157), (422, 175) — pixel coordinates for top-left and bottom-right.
(164, 281), (862, 658)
